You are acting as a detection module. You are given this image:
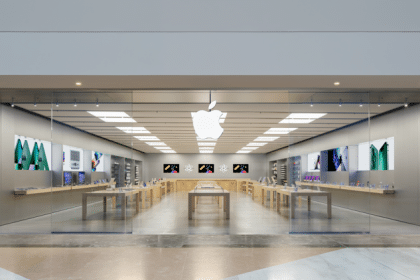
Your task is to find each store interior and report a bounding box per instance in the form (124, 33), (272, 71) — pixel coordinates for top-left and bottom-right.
(1, 90), (420, 235)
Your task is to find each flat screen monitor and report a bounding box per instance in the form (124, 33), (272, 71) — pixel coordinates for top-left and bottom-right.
(163, 164), (179, 173)
(315, 176), (320, 181)
(233, 164), (249, 173)
(198, 164), (214, 173)
(63, 171), (72, 186)
(78, 172), (85, 185)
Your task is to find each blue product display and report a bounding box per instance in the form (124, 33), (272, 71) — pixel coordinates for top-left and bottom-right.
(63, 172), (72, 185)
(78, 172), (85, 185)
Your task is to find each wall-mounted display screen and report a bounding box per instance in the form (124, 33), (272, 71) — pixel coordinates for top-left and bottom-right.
(199, 164), (214, 173)
(63, 171), (72, 185)
(92, 151), (104, 172)
(63, 145), (84, 172)
(358, 137), (394, 171)
(14, 135), (51, 171)
(163, 164), (179, 173)
(78, 172), (85, 185)
(233, 164), (249, 173)
(307, 152), (321, 172)
(327, 146), (349, 171)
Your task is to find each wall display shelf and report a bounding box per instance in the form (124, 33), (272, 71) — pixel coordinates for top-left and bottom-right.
(279, 164), (287, 185)
(296, 181), (395, 194)
(14, 183), (110, 195)
(125, 161), (131, 185)
(111, 162), (120, 188)
(134, 165), (140, 184)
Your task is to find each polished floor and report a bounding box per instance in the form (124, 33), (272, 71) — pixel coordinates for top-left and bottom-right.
(1, 192), (419, 235)
(1, 246), (420, 279)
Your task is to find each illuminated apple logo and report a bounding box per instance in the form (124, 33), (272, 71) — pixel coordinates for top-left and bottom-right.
(192, 101), (224, 140)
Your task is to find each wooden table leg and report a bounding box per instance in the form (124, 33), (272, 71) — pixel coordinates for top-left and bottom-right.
(150, 189), (153, 206)
(307, 196), (311, 211)
(261, 189), (265, 205)
(219, 196), (222, 208)
(327, 193), (332, 219)
(225, 194), (230, 219)
(290, 194), (295, 219)
(112, 197), (116, 208)
(188, 193), (193, 220)
(103, 196), (107, 213)
(276, 193), (280, 212)
(270, 191), (274, 208)
(121, 194), (126, 220)
(136, 192), (140, 213)
(82, 194), (87, 220)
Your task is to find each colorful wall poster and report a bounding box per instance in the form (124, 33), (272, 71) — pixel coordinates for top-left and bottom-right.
(358, 137), (394, 171)
(233, 164), (249, 173)
(92, 151), (104, 172)
(63, 145), (84, 172)
(198, 164), (214, 173)
(14, 135), (51, 171)
(327, 146), (349, 171)
(307, 152), (321, 172)
(163, 164), (179, 173)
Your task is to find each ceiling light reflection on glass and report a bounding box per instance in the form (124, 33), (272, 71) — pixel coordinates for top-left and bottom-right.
(254, 137), (279, 142)
(117, 127), (150, 134)
(134, 136), (160, 141)
(145, 142), (166, 146)
(246, 142), (267, 147)
(264, 128), (297, 134)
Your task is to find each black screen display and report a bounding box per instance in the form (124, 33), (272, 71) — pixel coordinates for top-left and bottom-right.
(198, 164), (214, 173)
(163, 164), (179, 173)
(233, 164), (249, 173)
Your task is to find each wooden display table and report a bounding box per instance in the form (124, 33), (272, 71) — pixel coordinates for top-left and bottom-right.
(188, 188), (230, 220)
(14, 183), (110, 195)
(276, 187), (332, 219)
(82, 189), (141, 220)
(296, 181), (395, 194)
(261, 185), (277, 208)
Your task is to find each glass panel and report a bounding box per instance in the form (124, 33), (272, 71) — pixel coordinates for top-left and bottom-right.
(0, 92), (54, 234)
(287, 92), (371, 233)
(50, 91), (134, 233)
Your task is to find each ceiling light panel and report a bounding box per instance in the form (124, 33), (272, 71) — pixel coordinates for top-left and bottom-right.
(88, 111), (130, 117)
(199, 147), (214, 150)
(237, 150), (251, 153)
(286, 113), (327, 119)
(154, 147), (171, 149)
(198, 142), (216, 146)
(254, 137), (279, 141)
(241, 147), (259, 150)
(264, 128), (298, 134)
(161, 150), (176, 153)
(134, 136), (160, 141)
(145, 142), (166, 146)
(246, 142), (267, 146)
(200, 150), (213, 153)
(117, 127), (150, 133)
(99, 118), (136, 123)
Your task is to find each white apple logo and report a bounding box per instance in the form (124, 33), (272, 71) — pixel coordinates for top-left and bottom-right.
(192, 101), (224, 140)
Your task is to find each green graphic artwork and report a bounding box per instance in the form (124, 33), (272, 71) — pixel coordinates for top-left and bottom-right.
(21, 140), (31, 170)
(370, 145), (378, 170)
(30, 142), (39, 170)
(379, 142), (388, 171)
(14, 139), (23, 170)
(38, 143), (49, 171)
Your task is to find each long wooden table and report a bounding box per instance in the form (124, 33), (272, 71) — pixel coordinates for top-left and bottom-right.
(276, 187), (332, 219)
(188, 188), (230, 220)
(82, 189), (141, 220)
(296, 181), (395, 194)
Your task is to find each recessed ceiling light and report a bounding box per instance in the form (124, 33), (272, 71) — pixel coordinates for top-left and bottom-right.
(280, 113), (326, 124)
(154, 147), (171, 150)
(254, 137), (279, 142)
(145, 142), (166, 146)
(99, 118), (136, 123)
(246, 142), (267, 147)
(75, 82), (82, 86)
(117, 127), (150, 133)
(237, 150), (251, 153)
(334, 82), (340, 86)
(161, 150), (176, 153)
(241, 147), (259, 150)
(198, 142), (216, 146)
(264, 128), (298, 134)
(88, 111), (130, 117)
(200, 150), (213, 153)
(134, 136), (160, 141)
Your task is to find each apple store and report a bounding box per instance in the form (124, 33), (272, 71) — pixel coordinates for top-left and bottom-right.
(0, 89), (418, 236)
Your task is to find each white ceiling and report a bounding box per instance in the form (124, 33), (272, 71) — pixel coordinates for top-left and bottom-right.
(14, 90), (403, 154)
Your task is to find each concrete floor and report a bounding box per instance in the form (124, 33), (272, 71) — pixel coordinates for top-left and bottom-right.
(0, 192), (419, 235)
